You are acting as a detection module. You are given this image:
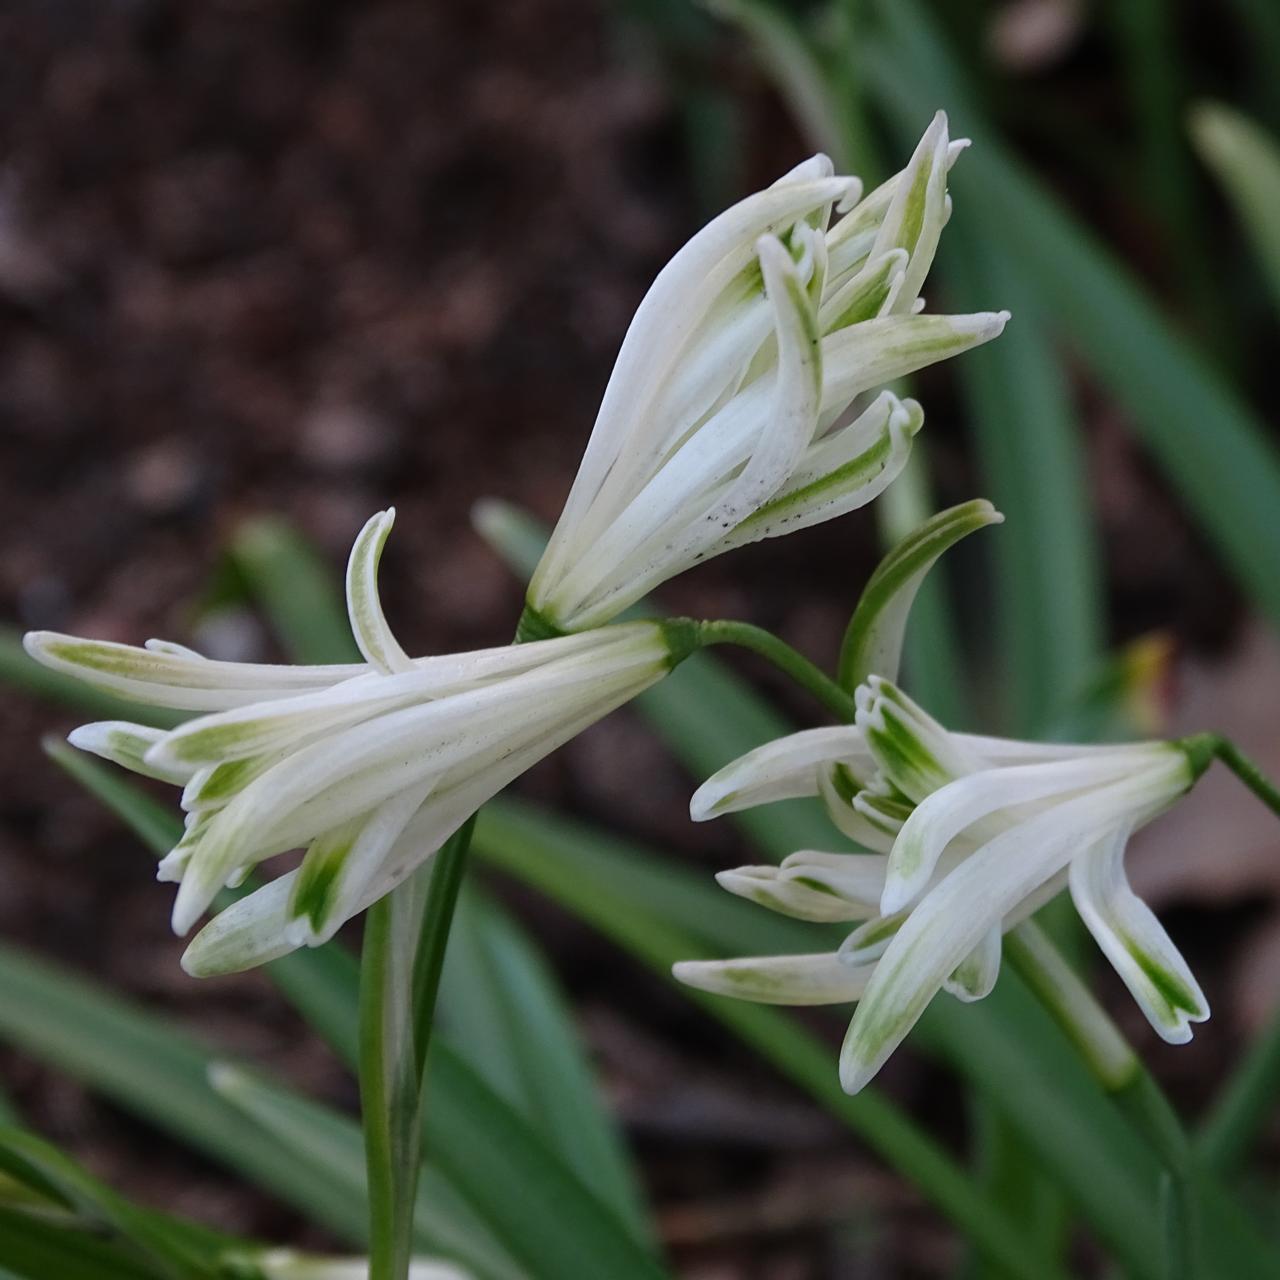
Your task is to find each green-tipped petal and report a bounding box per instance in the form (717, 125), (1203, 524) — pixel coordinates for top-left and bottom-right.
(345, 509), (414, 676)
(673, 952), (873, 1005)
(66, 721), (194, 784)
(838, 499), (1004, 691)
(23, 630), (359, 710)
(942, 927), (1002, 1003)
(1070, 825), (1209, 1043)
(715, 865), (871, 923)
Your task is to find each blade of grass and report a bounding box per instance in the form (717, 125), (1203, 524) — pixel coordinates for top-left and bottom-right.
(942, 225), (1102, 736)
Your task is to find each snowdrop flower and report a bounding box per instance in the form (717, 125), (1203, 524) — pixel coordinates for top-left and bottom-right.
(26, 511), (689, 974)
(675, 677), (1209, 1094)
(523, 111), (1008, 636)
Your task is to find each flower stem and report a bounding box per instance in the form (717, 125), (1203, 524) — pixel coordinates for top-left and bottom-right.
(1179, 733), (1280, 818)
(360, 871), (430, 1280)
(693, 619), (860, 723)
(410, 814), (478, 1077)
(1005, 922), (1198, 1279)
(361, 816), (476, 1280)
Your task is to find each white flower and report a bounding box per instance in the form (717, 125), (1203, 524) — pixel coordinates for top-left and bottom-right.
(26, 511), (687, 974)
(249, 1250), (468, 1280)
(675, 677), (1208, 1094)
(524, 111), (1009, 635)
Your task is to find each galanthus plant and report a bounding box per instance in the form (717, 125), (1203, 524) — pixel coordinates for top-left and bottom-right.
(15, 113), (1280, 1280)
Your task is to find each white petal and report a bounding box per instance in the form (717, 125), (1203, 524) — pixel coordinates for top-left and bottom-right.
(715, 865), (872, 923)
(174, 630), (668, 934)
(673, 952), (873, 1005)
(818, 311), (1011, 422)
(855, 677), (986, 803)
(818, 249), (908, 333)
(881, 751), (1164, 916)
(67, 721), (194, 784)
(942, 927), (1002, 1003)
(532, 169), (855, 602)
(690, 726), (871, 820)
(838, 911), (907, 965)
(838, 777), (1173, 1094)
(552, 231), (826, 628)
(817, 769), (900, 854)
(345, 510), (413, 676)
(1070, 825), (1209, 1043)
(868, 110), (952, 311)
(779, 850), (889, 916)
(286, 778), (435, 947)
(23, 631), (363, 710)
(150, 627), (633, 770)
(709, 395), (921, 554)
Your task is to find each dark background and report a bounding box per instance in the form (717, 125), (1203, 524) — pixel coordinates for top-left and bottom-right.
(2, 2), (1278, 1275)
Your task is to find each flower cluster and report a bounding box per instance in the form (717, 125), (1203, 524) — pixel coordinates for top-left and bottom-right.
(27, 511), (687, 974)
(26, 115), (1005, 977)
(524, 111), (1007, 635)
(676, 677), (1209, 1093)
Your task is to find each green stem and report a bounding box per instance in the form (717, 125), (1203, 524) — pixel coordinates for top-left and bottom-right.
(1006, 923), (1198, 1278)
(693, 619), (860, 723)
(1195, 734), (1280, 818)
(410, 816), (478, 1078)
(360, 874), (430, 1280)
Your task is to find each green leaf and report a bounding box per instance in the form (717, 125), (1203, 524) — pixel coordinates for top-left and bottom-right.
(0, 1127), (249, 1280)
(439, 889), (651, 1242)
(1189, 103), (1280, 311)
(0, 1206), (161, 1280)
(208, 1065), (523, 1280)
(861, 0), (1280, 631)
(837, 499), (1004, 693)
(942, 227), (1103, 737)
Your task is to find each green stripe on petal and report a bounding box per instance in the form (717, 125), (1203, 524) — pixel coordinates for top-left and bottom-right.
(838, 499), (1004, 691)
(1069, 825), (1209, 1043)
(345, 510), (414, 676)
(66, 721), (193, 785)
(673, 953), (873, 1005)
